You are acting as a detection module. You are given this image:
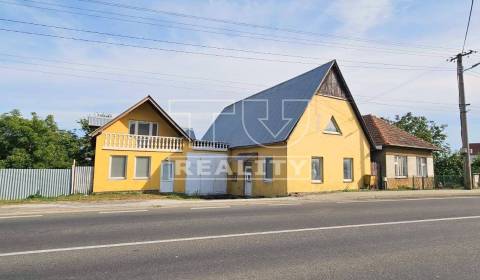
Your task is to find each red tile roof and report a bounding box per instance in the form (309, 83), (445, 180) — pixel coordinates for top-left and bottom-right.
(362, 115), (439, 150)
(470, 143), (480, 155)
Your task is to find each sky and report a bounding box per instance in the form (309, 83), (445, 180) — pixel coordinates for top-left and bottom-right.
(0, 0), (479, 149)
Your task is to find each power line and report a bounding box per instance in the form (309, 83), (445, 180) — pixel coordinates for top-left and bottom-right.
(357, 100), (480, 113)
(0, 53), (268, 87)
(0, 18), (455, 70)
(3, 64), (475, 113)
(0, 58), (259, 93)
(4, 52), (476, 111)
(0, 27), (458, 71)
(74, 0), (458, 52)
(0, 0), (454, 57)
(0, 64), (254, 95)
(355, 94), (480, 108)
(462, 0), (475, 52)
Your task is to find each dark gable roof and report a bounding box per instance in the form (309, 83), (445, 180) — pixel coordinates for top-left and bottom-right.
(362, 114), (439, 151)
(90, 95), (190, 139)
(202, 60), (375, 148)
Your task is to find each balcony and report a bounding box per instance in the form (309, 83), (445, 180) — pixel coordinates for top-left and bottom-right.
(103, 133), (183, 152)
(191, 140), (229, 151)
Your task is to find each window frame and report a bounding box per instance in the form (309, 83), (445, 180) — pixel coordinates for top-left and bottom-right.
(343, 158), (353, 182)
(311, 156), (324, 183)
(109, 155), (127, 180)
(416, 157), (428, 177)
(128, 120), (159, 136)
(323, 116), (342, 135)
(394, 155), (408, 178)
(263, 157), (273, 182)
(134, 156), (151, 179)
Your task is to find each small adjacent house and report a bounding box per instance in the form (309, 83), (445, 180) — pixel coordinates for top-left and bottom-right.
(470, 143), (480, 160)
(362, 115), (439, 189)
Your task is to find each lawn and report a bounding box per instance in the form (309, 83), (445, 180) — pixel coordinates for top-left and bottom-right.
(0, 191), (201, 205)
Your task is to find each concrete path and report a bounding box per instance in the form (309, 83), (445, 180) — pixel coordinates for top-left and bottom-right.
(1, 189), (480, 216)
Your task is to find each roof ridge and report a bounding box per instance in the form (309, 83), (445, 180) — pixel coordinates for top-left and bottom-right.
(220, 60), (336, 112)
(363, 114), (438, 150)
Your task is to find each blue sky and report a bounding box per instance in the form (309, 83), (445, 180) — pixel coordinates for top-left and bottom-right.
(0, 0), (479, 149)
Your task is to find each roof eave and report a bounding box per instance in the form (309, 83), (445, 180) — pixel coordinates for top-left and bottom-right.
(89, 96), (191, 140)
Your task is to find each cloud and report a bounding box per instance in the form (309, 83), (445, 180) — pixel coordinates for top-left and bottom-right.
(327, 0), (394, 35)
(0, 0), (479, 149)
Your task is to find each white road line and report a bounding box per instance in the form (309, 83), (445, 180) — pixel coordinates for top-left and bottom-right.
(190, 206), (231, 210)
(98, 210), (148, 214)
(0, 215), (43, 220)
(336, 196), (480, 204)
(268, 203), (301, 206)
(1, 215), (480, 257)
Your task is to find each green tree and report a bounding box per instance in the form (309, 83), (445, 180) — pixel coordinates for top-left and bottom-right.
(391, 112), (449, 151)
(0, 110), (80, 168)
(75, 118), (96, 165)
(473, 157), (480, 174)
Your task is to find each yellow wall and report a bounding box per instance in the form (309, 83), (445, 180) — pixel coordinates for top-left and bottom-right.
(92, 94), (372, 196)
(286, 94), (371, 192)
(92, 102), (189, 193)
(228, 144), (288, 197)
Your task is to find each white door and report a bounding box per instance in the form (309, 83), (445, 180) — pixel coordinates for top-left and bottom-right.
(244, 167), (252, 196)
(160, 161), (174, 193)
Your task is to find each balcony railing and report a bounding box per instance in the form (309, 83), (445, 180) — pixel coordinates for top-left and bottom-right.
(191, 140), (229, 151)
(103, 133), (183, 152)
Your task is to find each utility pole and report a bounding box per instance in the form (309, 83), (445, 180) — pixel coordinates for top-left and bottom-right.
(450, 50), (475, 190)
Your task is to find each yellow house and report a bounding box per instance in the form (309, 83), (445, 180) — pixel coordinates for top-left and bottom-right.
(90, 96), (229, 194)
(90, 60), (374, 196)
(203, 60), (374, 196)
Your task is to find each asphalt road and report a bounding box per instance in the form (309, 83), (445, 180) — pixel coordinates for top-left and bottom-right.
(2, 197), (480, 279)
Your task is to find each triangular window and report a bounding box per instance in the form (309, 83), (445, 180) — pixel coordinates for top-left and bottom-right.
(324, 116), (341, 134)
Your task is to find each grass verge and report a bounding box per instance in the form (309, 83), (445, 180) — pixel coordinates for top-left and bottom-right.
(0, 191), (201, 205)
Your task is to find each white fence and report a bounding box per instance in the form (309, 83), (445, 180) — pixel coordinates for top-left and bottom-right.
(103, 133), (183, 152)
(0, 166), (93, 200)
(191, 140), (229, 151)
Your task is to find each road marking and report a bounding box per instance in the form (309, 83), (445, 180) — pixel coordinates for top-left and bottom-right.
(0, 215), (43, 220)
(190, 206), (231, 210)
(268, 203), (301, 206)
(99, 210), (148, 214)
(1, 215), (480, 257)
(336, 196), (480, 204)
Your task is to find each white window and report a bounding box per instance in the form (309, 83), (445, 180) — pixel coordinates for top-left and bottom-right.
(311, 157), (324, 183)
(343, 158), (353, 182)
(394, 155), (408, 177)
(110, 156), (127, 179)
(128, 120), (158, 136)
(324, 116), (341, 134)
(416, 157), (427, 177)
(264, 157), (273, 182)
(135, 157), (151, 179)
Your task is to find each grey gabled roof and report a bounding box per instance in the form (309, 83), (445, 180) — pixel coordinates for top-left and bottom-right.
(202, 61), (335, 147)
(183, 128), (196, 140)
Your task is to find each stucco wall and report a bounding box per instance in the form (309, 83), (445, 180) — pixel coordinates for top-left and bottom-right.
(286, 94), (371, 192)
(379, 147), (435, 190)
(92, 102), (189, 193)
(228, 144), (288, 197)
